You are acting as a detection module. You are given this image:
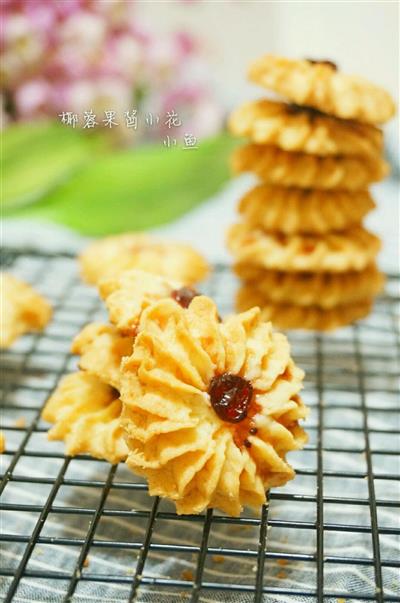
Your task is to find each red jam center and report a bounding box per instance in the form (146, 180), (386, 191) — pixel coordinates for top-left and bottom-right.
(171, 287), (199, 308)
(208, 373), (253, 423)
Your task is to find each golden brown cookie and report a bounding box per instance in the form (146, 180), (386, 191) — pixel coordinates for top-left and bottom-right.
(238, 184), (375, 235)
(227, 223), (381, 273)
(99, 269), (182, 336)
(42, 372), (128, 463)
(79, 233), (209, 286)
(0, 432), (5, 454)
(236, 286), (373, 331)
(0, 273), (52, 348)
(232, 144), (389, 190)
(234, 264), (384, 309)
(228, 99), (383, 157)
(71, 323), (134, 390)
(120, 295), (307, 516)
(248, 55), (396, 124)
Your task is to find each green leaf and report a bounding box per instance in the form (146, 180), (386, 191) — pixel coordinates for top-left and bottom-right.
(6, 133), (237, 235)
(2, 121), (103, 211)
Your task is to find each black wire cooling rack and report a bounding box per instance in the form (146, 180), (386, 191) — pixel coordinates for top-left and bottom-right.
(0, 247), (399, 603)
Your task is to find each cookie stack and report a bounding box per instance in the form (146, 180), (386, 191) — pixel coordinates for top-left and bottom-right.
(227, 55), (395, 330)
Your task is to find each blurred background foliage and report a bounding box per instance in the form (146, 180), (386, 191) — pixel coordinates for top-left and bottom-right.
(2, 121), (236, 235)
(2, 1), (397, 238)
(1, 0), (232, 235)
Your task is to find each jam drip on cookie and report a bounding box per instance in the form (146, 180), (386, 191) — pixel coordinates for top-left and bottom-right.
(286, 104), (326, 120)
(171, 287), (199, 308)
(306, 58), (337, 70)
(232, 408), (261, 450)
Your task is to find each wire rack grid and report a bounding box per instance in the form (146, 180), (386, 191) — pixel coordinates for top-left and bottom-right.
(0, 247), (399, 603)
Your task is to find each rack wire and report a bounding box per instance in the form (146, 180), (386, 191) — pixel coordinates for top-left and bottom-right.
(0, 247), (399, 603)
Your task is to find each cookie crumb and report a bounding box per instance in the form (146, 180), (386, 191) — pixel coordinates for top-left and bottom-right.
(337, 599), (346, 603)
(232, 524), (251, 532)
(212, 555), (225, 564)
(277, 558), (288, 566)
(181, 569), (194, 582)
(277, 570), (287, 580)
(83, 556), (90, 568)
(14, 417), (26, 428)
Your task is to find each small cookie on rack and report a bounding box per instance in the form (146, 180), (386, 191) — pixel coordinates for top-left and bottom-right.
(71, 323), (134, 390)
(99, 269), (183, 336)
(42, 372), (128, 464)
(0, 273), (52, 348)
(228, 99), (383, 157)
(236, 286), (372, 331)
(120, 295), (308, 516)
(232, 144), (389, 190)
(0, 433), (5, 454)
(238, 185), (375, 235)
(79, 233), (209, 286)
(248, 55), (396, 124)
(227, 223), (381, 273)
(234, 265), (384, 310)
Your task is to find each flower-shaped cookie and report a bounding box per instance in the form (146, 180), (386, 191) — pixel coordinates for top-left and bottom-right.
(248, 55), (396, 124)
(71, 323), (134, 389)
(227, 223), (381, 273)
(237, 286), (373, 331)
(1, 273), (52, 348)
(120, 295), (307, 516)
(234, 264), (384, 309)
(229, 99), (383, 157)
(232, 143), (389, 190)
(79, 233), (209, 286)
(238, 185), (375, 235)
(99, 269), (185, 336)
(42, 372), (128, 464)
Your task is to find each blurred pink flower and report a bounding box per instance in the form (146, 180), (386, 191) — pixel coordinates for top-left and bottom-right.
(1, 13), (46, 85)
(1, 0), (223, 141)
(22, 2), (57, 35)
(58, 11), (107, 59)
(94, 0), (131, 25)
(146, 37), (183, 82)
(62, 76), (133, 118)
(15, 79), (53, 117)
(101, 34), (145, 81)
(175, 31), (197, 57)
(158, 84), (224, 139)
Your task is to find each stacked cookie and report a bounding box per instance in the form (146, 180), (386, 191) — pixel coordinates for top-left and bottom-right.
(42, 234), (309, 516)
(227, 55), (395, 330)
